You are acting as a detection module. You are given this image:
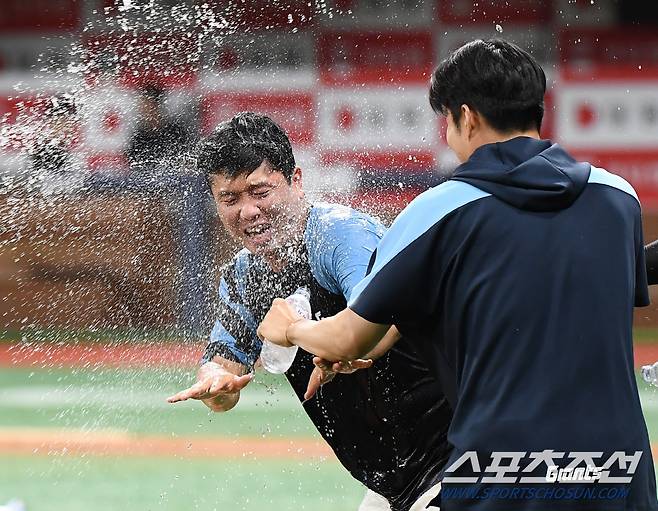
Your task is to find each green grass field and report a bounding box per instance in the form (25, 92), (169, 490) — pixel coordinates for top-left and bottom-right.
(0, 364), (365, 510)
(0, 456), (363, 511)
(0, 365), (316, 437)
(3, 334), (658, 510)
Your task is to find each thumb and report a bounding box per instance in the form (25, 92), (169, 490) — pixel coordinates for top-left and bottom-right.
(230, 373), (254, 392)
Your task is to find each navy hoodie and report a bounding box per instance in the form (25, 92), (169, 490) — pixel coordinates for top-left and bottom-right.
(349, 137), (656, 511)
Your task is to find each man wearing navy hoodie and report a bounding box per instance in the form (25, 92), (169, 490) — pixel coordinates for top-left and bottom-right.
(259, 39), (658, 511)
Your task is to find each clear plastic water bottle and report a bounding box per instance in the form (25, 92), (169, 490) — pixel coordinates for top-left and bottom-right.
(641, 361), (658, 386)
(260, 287), (312, 374)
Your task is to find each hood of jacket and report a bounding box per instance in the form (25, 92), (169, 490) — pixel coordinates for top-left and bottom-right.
(451, 137), (591, 212)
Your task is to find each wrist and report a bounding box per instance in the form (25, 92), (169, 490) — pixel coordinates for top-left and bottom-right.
(285, 318), (305, 347)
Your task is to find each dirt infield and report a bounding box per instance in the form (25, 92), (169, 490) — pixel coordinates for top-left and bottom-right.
(0, 426), (656, 462)
(3, 341), (658, 368)
(0, 427), (335, 460)
(637, 344), (658, 366)
(0, 341), (202, 368)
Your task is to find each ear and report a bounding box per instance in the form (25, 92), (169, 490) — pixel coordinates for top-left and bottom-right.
(291, 167), (303, 195)
(461, 104), (480, 141)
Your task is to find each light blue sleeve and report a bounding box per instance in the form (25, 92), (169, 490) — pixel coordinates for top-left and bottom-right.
(348, 181), (490, 308)
(306, 204), (386, 301)
(205, 319), (249, 366)
(202, 259), (261, 368)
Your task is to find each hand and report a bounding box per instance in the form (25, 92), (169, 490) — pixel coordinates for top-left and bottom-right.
(166, 362), (253, 404)
(257, 298), (301, 347)
(322, 357), (373, 374)
(304, 364), (336, 401)
(303, 356), (374, 401)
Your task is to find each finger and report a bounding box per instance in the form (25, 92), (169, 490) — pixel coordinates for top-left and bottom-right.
(273, 298), (300, 321)
(224, 373), (254, 393)
(206, 373), (254, 396)
(312, 357), (333, 372)
(166, 390), (191, 403)
(331, 359), (373, 373)
(304, 367), (325, 401)
(332, 360), (354, 373)
(166, 381), (207, 403)
(208, 374), (233, 397)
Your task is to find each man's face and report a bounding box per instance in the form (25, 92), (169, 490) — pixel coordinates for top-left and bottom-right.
(209, 161), (305, 260)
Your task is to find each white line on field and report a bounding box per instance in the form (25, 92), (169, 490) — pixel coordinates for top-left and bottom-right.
(7, 384), (656, 415)
(0, 385), (302, 411)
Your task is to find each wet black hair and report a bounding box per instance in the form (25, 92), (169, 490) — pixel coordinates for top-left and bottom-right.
(197, 112), (296, 184)
(429, 39), (546, 133)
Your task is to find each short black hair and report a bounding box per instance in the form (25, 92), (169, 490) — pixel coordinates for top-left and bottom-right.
(197, 112), (295, 183)
(429, 39), (546, 133)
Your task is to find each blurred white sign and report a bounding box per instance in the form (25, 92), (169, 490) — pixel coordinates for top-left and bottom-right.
(317, 86), (437, 150)
(82, 87), (139, 153)
(556, 82), (658, 149)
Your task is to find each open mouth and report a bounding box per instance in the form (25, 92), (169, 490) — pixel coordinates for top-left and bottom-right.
(244, 223), (271, 239)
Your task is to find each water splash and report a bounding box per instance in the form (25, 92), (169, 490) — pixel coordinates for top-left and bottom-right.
(642, 361), (658, 387)
(0, 2), (392, 508)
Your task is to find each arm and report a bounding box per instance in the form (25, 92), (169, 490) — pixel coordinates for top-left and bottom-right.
(360, 325), (401, 360)
(257, 299), (390, 362)
(315, 325), (400, 373)
(168, 264), (260, 411)
(289, 307), (390, 360)
(166, 355), (252, 412)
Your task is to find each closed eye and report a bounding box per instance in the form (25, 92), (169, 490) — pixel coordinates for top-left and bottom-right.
(218, 195), (237, 206)
(251, 187), (272, 199)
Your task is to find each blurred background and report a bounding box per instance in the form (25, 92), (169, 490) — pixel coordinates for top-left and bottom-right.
(3, 1), (658, 510)
(2, 0), (658, 335)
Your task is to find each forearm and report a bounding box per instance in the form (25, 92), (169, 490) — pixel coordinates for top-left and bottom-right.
(362, 326), (401, 360)
(286, 308), (389, 361)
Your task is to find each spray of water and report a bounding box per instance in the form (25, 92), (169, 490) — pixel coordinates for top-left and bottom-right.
(0, 2), (437, 508)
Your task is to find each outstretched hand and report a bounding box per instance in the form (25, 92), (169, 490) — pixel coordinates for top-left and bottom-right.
(303, 356), (373, 401)
(166, 362), (253, 403)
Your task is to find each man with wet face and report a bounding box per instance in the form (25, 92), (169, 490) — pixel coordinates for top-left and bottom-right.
(168, 112), (452, 511)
